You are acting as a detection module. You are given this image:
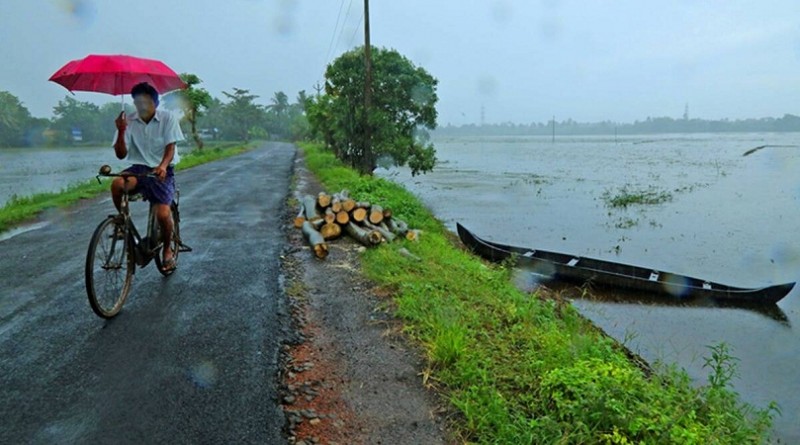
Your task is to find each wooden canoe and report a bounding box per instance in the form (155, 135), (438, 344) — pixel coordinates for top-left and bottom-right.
(457, 223), (794, 304)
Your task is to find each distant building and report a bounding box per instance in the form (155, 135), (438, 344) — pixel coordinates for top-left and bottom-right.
(71, 128), (83, 142)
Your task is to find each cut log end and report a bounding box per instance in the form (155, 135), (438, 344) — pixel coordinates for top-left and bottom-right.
(336, 211), (350, 225)
(320, 222), (342, 240)
(406, 229), (421, 242)
(314, 243), (329, 259)
(352, 207), (368, 223)
(317, 192), (332, 209)
(369, 205), (384, 225)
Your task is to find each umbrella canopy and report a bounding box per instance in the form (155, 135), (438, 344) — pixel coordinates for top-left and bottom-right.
(48, 54), (187, 96)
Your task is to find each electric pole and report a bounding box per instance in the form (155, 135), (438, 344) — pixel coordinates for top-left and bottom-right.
(363, 0), (373, 173)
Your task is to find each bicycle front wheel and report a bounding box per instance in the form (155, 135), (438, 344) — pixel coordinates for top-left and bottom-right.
(85, 216), (134, 318)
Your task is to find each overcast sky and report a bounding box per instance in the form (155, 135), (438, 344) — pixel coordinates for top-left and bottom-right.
(1, 0), (799, 125)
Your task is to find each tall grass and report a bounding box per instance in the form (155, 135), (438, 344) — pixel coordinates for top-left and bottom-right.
(300, 141), (777, 444)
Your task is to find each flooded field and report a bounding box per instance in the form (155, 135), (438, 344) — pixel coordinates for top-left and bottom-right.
(381, 132), (800, 441)
(0, 146), (124, 207)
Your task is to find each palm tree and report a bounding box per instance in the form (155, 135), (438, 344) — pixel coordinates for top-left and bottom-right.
(268, 91), (289, 116)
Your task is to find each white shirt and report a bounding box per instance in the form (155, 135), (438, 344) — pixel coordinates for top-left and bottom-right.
(112, 109), (185, 167)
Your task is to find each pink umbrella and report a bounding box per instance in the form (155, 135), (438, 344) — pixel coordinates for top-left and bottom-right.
(48, 54), (187, 97)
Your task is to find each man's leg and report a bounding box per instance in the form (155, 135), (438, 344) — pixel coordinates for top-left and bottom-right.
(155, 203), (174, 265)
(110, 176), (138, 211)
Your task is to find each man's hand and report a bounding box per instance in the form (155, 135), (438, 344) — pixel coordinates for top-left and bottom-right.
(152, 165), (167, 181)
(115, 111), (127, 132)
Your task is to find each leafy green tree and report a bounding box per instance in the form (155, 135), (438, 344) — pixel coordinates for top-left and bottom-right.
(221, 88), (265, 141)
(312, 46), (439, 175)
(0, 91), (33, 147)
(51, 96), (107, 143)
(178, 73), (212, 149)
(197, 96), (224, 139)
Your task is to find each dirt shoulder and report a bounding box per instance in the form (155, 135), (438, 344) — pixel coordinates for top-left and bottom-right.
(279, 153), (452, 445)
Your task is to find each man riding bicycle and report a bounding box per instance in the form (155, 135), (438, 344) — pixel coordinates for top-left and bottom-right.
(111, 82), (185, 271)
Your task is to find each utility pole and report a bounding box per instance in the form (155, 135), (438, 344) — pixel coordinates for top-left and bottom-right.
(313, 81), (323, 98)
(552, 115), (555, 143)
(363, 0), (373, 173)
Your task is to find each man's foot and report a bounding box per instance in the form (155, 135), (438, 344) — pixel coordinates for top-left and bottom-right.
(162, 249), (176, 271)
(161, 257), (177, 271)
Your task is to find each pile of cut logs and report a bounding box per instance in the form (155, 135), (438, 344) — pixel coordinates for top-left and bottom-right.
(294, 191), (419, 259)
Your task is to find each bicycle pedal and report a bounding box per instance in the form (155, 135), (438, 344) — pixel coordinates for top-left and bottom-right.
(179, 243), (193, 252)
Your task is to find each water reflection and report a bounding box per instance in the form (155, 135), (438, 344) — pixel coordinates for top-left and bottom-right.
(512, 269), (791, 327)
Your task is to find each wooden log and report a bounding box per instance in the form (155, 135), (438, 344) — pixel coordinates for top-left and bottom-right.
(302, 195), (322, 221)
(301, 221), (328, 259)
(293, 204), (306, 228)
(363, 220), (395, 242)
(351, 207), (368, 223)
(336, 210), (350, 225)
(369, 205), (384, 225)
(341, 198), (357, 213)
(324, 207), (336, 224)
(318, 192), (332, 209)
(345, 222), (382, 246)
(383, 208), (393, 220)
(330, 196), (342, 213)
(385, 218), (409, 236)
(320, 222), (342, 240)
(406, 229), (422, 242)
(333, 190), (356, 213)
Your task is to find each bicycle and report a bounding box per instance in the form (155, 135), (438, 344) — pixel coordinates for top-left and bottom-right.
(85, 165), (191, 319)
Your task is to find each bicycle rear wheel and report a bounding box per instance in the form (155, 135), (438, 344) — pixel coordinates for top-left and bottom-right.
(154, 202), (180, 276)
(85, 216), (134, 318)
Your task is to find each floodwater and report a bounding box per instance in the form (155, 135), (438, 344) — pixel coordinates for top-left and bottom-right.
(381, 133), (800, 442)
(0, 146), (124, 208)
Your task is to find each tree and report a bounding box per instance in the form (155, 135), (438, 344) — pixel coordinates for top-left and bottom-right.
(268, 91), (290, 117)
(178, 73), (212, 149)
(221, 88), (265, 141)
(196, 96), (224, 139)
(51, 96), (103, 144)
(0, 91), (33, 147)
(311, 46), (439, 175)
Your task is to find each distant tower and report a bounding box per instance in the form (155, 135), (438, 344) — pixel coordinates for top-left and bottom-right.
(683, 103), (689, 121)
(480, 105), (485, 127)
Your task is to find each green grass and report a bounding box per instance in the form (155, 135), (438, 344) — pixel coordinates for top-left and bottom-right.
(602, 185), (673, 208)
(0, 142), (257, 233)
(300, 141), (777, 444)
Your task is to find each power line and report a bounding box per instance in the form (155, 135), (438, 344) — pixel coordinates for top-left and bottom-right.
(320, 0), (355, 82)
(348, 11), (365, 48)
(322, 0), (346, 68)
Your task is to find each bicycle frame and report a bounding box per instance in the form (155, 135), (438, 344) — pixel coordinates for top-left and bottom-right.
(99, 171), (174, 269)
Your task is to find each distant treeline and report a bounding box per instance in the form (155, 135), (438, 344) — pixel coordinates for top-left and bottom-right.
(435, 114), (800, 137)
(0, 88), (310, 148)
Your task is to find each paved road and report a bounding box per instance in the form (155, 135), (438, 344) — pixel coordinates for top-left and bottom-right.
(0, 143), (294, 444)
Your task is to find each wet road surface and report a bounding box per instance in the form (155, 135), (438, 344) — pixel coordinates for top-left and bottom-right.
(0, 142), (294, 443)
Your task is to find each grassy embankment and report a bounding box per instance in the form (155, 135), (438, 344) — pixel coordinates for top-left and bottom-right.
(300, 141), (777, 444)
(0, 141), (255, 233)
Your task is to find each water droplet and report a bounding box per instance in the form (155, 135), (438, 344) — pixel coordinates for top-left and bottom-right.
(187, 361), (217, 389)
